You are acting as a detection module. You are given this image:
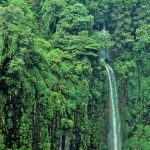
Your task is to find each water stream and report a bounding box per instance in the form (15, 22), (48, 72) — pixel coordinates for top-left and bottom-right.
(105, 64), (122, 150)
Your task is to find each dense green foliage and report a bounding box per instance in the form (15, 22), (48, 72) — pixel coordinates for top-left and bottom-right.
(0, 0), (150, 149)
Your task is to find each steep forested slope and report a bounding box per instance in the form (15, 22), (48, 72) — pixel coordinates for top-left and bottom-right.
(0, 0), (150, 150)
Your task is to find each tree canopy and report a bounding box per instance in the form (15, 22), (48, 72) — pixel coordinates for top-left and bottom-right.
(0, 0), (150, 150)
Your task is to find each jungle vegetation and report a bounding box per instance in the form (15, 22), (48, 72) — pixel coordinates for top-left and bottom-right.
(0, 0), (150, 149)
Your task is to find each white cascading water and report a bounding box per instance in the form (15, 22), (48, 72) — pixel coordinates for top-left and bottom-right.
(65, 133), (70, 150)
(105, 64), (122, 150)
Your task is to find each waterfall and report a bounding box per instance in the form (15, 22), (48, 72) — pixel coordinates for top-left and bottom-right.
(65, 132), (71, 150)
(59, 136), (62, 150)
(105, 64), (122, 150)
